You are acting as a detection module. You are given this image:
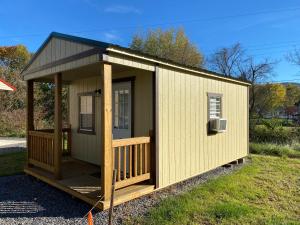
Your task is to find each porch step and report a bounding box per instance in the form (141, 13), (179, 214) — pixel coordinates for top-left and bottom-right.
(102, 184), (155, 210)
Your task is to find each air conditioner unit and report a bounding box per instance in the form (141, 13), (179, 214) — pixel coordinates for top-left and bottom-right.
(210, 118), (227, 132)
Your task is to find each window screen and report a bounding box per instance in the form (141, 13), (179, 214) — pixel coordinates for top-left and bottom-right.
(208, 94), (222, 119)
(114, 89), (129, 129)
(79, 94), (95, 133)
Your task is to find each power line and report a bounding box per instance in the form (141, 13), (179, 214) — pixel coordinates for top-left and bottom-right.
(245, 40), (300, 48)
(205, 43), (300, 57)
(0, 6), (300, 40)
(272, 79), (300, 83)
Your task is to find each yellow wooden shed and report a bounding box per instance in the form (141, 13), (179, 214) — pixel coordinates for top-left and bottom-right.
(21, 32), (250, 210)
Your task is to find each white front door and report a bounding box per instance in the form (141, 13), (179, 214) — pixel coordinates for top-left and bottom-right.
(112, 81), (132, 139)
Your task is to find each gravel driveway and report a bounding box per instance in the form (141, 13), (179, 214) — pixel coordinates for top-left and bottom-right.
(0, 162), (245, 225)
(0, 137), (26, 155)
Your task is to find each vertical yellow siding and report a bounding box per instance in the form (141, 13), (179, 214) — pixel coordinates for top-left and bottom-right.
(69, 68), (153, 165)
(69, 76), (102, 165)
(157, 66), (248, 188)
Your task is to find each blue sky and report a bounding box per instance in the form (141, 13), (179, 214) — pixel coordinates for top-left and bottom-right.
(1, 0), (299, 82)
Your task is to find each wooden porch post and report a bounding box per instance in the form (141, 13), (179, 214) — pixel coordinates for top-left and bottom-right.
(101, 63), (113, 201)
(54, 73), (62, 179)
(26, 80), (34, 166)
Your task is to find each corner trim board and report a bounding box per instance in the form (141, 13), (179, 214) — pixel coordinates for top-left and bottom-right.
(155, 65), (160, 188)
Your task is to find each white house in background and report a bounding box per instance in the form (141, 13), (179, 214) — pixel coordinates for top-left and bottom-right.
(0, 79), (16, 91)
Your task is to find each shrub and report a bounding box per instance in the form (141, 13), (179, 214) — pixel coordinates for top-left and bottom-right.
(0, 109), (26, 137)
(250, 125), (300, 145)
(255, 118), (295, 127)
(250, 143), (300, 158)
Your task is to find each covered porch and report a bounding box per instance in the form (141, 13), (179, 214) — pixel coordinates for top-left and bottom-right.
(22, 33), (156, 210)
(24, 155), (154, 210)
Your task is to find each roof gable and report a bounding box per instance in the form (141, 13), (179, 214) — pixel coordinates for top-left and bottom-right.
(21, 32), (110, 76)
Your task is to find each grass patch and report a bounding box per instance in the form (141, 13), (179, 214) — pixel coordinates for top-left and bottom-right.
(0, 151), (26, 176)
(208, 201), (253, 220)
(0, 130), (26, 137)
(250, 142), (300, 158)
(129, 155), (300, 225)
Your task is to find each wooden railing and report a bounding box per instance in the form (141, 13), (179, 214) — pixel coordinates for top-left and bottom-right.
(27, 127), (72, 173)
(28, 130), (55, 173)
(112, 136), (151, 189)
(35, 128), (72, 155)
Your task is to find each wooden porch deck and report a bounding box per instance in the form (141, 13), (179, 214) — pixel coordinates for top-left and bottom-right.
(24, 158), (154, 210)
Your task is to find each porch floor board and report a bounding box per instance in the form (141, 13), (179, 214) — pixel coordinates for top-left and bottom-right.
(24, 158), (154, 210)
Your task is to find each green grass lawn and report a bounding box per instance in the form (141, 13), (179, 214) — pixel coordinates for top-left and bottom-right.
(130, 155), (300, 225)
(0, 151), (26, 176)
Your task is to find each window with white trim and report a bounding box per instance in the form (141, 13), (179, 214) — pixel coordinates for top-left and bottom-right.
(208, 94), (222, 119)
(78, 93), (95, 134)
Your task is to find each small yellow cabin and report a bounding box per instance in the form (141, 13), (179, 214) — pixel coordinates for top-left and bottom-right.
(21, 32), (250, 210)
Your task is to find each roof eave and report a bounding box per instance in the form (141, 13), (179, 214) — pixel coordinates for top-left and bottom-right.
(106, 46), (252, 86)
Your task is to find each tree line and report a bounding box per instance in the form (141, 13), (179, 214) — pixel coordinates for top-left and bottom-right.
(1, 27), (300, 136)
(131, 28), (300, 119)
(0, 46), (68, 136)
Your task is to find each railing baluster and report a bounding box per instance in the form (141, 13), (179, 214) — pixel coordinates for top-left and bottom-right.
(129, 145), (132, 178)
(148, 143), (151, 172)
(123, 146), (127, 179)
(37, 136), (40, 162)
(144, 143), (148, 173)
(134, 144), (138, 177)
(118, 146), (121, 181)
(139, 144), (143, 175)
(112, 146), (115, 172)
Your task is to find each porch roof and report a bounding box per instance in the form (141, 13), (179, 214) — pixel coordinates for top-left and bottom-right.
(21, 32), (251, 86)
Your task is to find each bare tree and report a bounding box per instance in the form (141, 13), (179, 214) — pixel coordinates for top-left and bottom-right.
(286, 48), (300, 66)
(239, 57), (276, 115)
(208, 43), (245, 77)
(208, 43), (276, 117)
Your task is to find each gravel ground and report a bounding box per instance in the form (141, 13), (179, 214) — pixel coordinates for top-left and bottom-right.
(0, 161), (247, 225)
(0, 147), (26, 155)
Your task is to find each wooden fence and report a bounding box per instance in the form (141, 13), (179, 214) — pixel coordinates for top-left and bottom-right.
(112, 136), (151, 189)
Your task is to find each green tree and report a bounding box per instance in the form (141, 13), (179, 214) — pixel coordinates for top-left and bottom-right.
(255, 83), (286, 117)
(35, 82), (69, 127)
(130, 28), (204, 67)
(0, 45), (31, 111)
(0, 45), (31, 136)
(284, 84), (300, 107)
(0, 45), (68, 135)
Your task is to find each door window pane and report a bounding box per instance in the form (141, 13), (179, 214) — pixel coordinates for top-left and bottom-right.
(114, 89), (129, 129)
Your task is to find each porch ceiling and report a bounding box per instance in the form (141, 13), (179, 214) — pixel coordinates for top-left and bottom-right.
(32, 62), (135, 83)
